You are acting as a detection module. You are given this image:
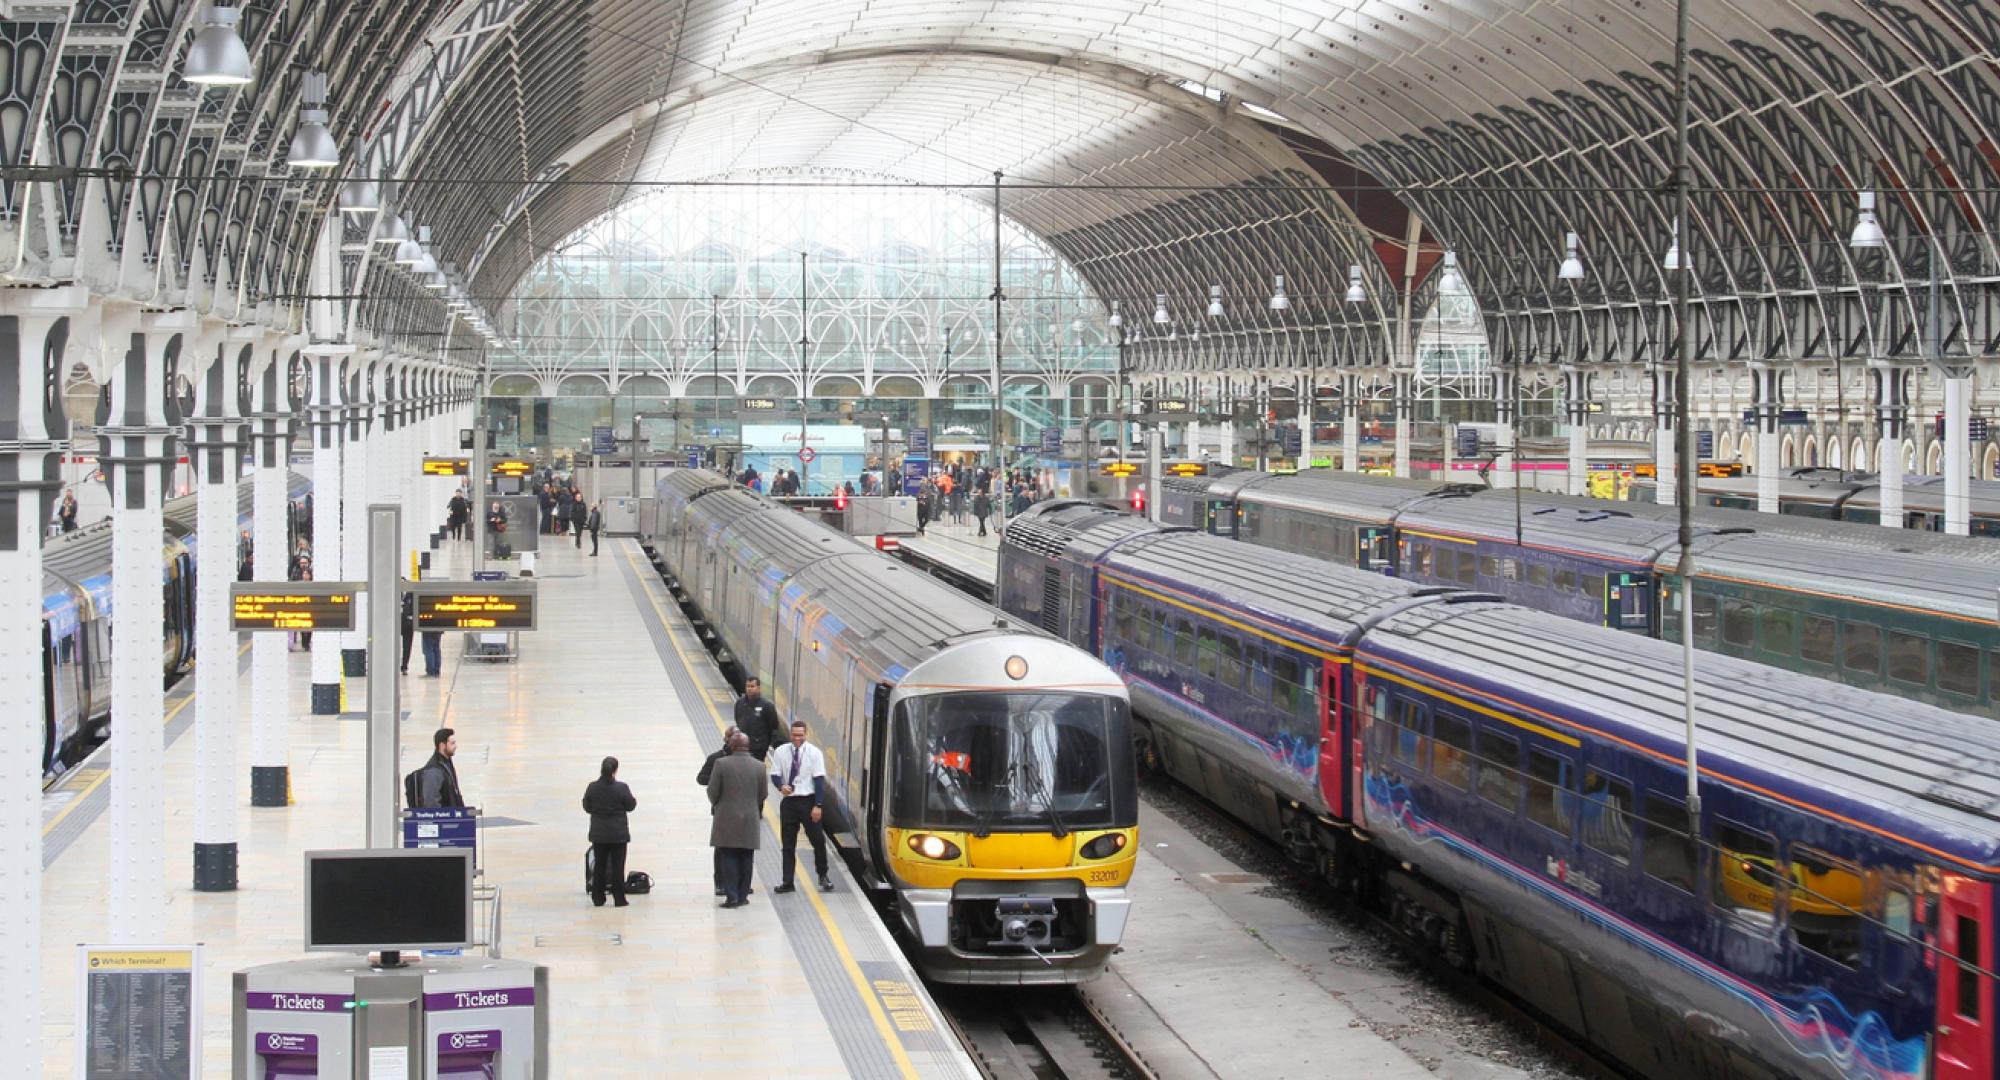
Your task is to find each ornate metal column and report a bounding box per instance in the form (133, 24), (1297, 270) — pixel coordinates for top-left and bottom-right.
(1564, 366), (1590, 496)
(1652, 364), (1678, 507)
(101, 311), (184, 942)
(1493, 365), (1519, 490)
(305, 347), (350, 712)
(1750, 361), (1782, 514)
(341, 357), (376, 675)
(1392, 370), (1414, 478)
(1342, 373), (1361, 473)
(246, 345), (298, 807)
(1296, 372), (1315, 471)
(186, 336), (250, 887)
(1869, 359), (1912, 528)
(1944, 366), (1974, 535)
(0, 292), (77, 1068)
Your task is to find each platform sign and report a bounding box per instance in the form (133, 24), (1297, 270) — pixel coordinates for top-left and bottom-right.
(489, 459), (535, 478)
(422, 457), (470, 476)
(1454, 426), (1481, 459)
(1164, 462), (1208, 478)
(1100, 461), (1140, 478)
(1040, 426), (1062, 455)
(1696, 430), (1715, 459)
(591, 426), (615, 455)
(1278, 426), (1302, 457)
(78, 944), (200, 1079)
(908, 427), (931, 455)
(404, 807), (478, 851)
(231, 582), (359, 632)
(1973, 417), (1990, 442)
(685, 448), (703, 469)
(410, 580), (538, 631)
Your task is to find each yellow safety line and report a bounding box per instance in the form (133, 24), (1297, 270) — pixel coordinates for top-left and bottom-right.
(42, 641), (252, 839)
(621, 544), (925, 1080)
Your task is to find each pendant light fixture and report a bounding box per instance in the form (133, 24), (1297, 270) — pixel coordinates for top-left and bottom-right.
(1849, 192), (1887, 250)
(1559, 232), (1585, 280)
(1108, 300), (1122, 328)
(1153, 293), (1170, 324)
(1662, 218), (1689, 271)
(1345, 264), (1366, 304)
(375, 213), (411, 247)
(338, 177), (380, 215)
(1268, 274), (1290, 311)
(183, 3), (253, 88)
(1439, 250), (1463, 293)
(1207, 284), (1224, 318)
(286, 71), (338, 170)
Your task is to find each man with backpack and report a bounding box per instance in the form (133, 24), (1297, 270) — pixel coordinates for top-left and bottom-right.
(406, 727), (466, 808)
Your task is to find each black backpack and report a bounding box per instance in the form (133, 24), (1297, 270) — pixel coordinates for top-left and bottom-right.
(624, 871), (652, 895)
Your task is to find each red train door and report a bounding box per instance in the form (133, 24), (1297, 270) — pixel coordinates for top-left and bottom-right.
(1317, 659), (1345, 819)
(1935, 876), (1994, 1080)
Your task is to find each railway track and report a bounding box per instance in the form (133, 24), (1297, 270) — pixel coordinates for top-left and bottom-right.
(935, 987), (1157, 1080)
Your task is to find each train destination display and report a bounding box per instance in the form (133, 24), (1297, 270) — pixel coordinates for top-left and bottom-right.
(230, 583), (359, 632)
(409, 580), (538, 631)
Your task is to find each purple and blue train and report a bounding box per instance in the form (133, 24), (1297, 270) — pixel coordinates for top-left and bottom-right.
(999, 498), (1999, 1080)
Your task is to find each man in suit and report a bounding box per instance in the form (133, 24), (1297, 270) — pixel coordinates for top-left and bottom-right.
(707, 731), (767, 908)
(696, 726), (743, 898)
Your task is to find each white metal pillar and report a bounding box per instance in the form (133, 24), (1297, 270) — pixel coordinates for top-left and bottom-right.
(187, 337), (250, 886)
(1393, 371), (1413, 478)
(246, 347), (298, 806)
(1564, 366), (1589, 496)
(1946, 369), (1973, 535)
(1653, 364), (1678, 507)
(1342, 373), (1361, 473)
(1871, 360), (1911, 529)
(1493, 366), (1518, 490)
(1, 297), (78, 1068)
(341, 358), (374, 675)
(305, 348), (348, 712)
(1751, 362), (1782, 514)
(103, 314), (182, 943)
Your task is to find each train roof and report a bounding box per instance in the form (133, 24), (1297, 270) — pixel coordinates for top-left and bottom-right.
(1688, 532), (2000, 625)
(1232, 471), (1437, 522)
(1363, 601), (2000, 869)
(1394, 493), (1701, 565)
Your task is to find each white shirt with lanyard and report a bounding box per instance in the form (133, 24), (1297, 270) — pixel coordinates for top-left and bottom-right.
(770, 742), (827, 801)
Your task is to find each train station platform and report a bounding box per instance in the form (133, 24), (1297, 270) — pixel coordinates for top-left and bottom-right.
(893, 521), (999, 600)
(37, 533), (977, 1078)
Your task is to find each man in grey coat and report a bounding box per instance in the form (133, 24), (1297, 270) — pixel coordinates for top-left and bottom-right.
(706, 731), (767, 908)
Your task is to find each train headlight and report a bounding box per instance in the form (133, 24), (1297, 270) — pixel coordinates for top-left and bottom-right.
(907, 834), (961, 861)
(1004, 655), (1029, 680)
(1079, 832), (1128, 860)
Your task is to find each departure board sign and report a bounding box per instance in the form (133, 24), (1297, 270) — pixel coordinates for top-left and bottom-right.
(409, 580), (538, 631)
(231, 583), (359, 632)
(422, 456), (471, 476)
(739, 397), (780, 411)
(78, 944), (200, 1079)
(1164, 462), (1209, 477)
(1100, 462), (1140, 478)
(489, 459), (535, 478)
(1154, 398), (1191, 413)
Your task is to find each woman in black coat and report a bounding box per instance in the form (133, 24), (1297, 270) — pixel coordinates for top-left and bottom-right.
(582, 757), (638, 907)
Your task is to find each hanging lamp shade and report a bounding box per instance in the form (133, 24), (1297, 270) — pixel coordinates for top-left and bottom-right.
(184, 4), (253, 87)
(287, 108), (337, 169)
(1108, 300), (1122, 328)
(1153, 293), (1169, 324)
(1207, 284), (1224, 318)
(1850, 192), (1887, 249)
(1345, 264), (1366, 304)
(338, 179), (380, 215)
(1268, 274), (1289, 311)
(375, 213), (410, 246)
(1559, 232), (1585, 280)
(1663, 218), (1689, 271)
(1438, 250), (1463, 292)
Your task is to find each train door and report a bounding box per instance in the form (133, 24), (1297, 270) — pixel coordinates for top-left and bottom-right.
(865, 683), (893, 884)
(1936, 877), (1995, 1080)
(1317, 658), (1345, 818)
(1357, 526), (1394, 573)
(1205, 500), (1236, 538)
(1604, 571), (1653, 634)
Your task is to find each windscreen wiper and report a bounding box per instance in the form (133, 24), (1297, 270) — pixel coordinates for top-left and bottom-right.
(1019, 760), (1068, 838)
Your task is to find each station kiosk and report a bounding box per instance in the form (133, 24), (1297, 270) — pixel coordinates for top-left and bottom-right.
(233, 849), (548, 1079)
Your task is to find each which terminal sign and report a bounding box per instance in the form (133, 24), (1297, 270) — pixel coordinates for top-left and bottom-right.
(230, 583), (359, 632)
(410, 580), (538, 631)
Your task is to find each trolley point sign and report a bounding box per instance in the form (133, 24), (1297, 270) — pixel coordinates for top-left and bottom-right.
(408, 580), (539, 631)
(230, 583), (359, 632)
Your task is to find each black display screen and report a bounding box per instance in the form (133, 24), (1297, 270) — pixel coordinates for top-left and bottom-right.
(307, 852), (470, 949)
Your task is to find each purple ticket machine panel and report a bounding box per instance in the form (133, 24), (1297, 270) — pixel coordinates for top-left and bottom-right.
(423, 965), (548, 1080)
(234, 972), (355, 1079)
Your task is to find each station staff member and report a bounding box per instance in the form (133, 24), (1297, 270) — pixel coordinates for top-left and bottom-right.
(768, 721), (834, 893)
(734, 677), (784, 761)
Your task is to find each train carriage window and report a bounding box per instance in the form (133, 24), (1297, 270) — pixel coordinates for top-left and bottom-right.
(1708, 820), (1781, 927)
(1525, 749), (1574, 835)
(1455, 552), (1478, 587)
(1580, 771), (1632, 862)
(1500, 557), (1521, 583)
(1843, 622), (1882, 676)
(1112, 604), (1135, 645)
(1640, 796), (1698, 893)
(1527, 563), (1551, 589)
(1270, 654), (1301, 715)
(1800, 616), (1837, 666)
(1218, 634), (1246, 690)
(1554, 569), (1577, 593)
(1939, 641), (1980, 697)
(1173, 619), (1197, 666)
(1759, 608), (1796, 656)
(1476, 731), (1522, 809)
(1196, 628), (1219, 679)
(1882, 886), (1918, 990)
(1431, 713), (1473, 790)
(1692, 593), (1719, 642)
(1722, 600), (1756, 647)
(1787, 847), (1864, 967)
(1412, 544), (1433, 576)
(1477, 555), (1499, 581)
(1887, 630), (1931, 686)
(1583, 574), (1605, 603)
(1394, 700), (1428, 769)
(1957, 916), (1983, 1021)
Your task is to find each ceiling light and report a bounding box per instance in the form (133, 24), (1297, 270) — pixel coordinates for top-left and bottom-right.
(1559, 232), (1585, 280)
(395, 224), (430, 268)
(1153, 293), (1169, 324)
(1345, 264), (1366, 304)
(1663, 218), (1689, 271)
(286, 72), (338, 170)
(338, 179), (379, 215)
(1108, 301), (1122, 328)
(375, 214), (410, 247)
(1439, 250), (1463, 293)
(1207, 284), (1224, 318)
(1269, 274), (1290, 311)
(183, 4), (253, 88)
(1850, 192), (1887, 250)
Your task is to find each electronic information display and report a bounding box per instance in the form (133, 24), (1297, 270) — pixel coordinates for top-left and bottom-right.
(422, 457), (470, 476)
(489, 459), (535, 478)
(1099, 462), (1140, 478)
(1164, 462), (1209, 477)
(409, 580), (538, 631)
(230, 583), (359, 632)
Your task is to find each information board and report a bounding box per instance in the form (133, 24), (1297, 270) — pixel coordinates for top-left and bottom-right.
(1696, 430), (1715, 460)
(591, 426), (615, 455)
(422, 457), (470, 476)
(489, 459), (535, 478)
(908, 427), (930, 455)
(230, 583), (359, 632)
(1154, 398), (1191, 413)
(686, 448), (703, 469)
(1100, 461), (1140, 478)
(1454, 426), (1481, 458)
(901, 456), (929, 497)
(1164, 462), (1208, 477)
(1039, 426), (1062, 455)
(79, 945), (199, 1079)
(410, 580), (538, 631)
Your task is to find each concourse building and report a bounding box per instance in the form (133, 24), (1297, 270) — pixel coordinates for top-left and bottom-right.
(4, 0), (1998, 1075)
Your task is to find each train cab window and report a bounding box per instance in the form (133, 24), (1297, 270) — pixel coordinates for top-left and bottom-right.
(1759, 608), (1796, 656)
(1580, 771), (1632, 862)
(1218, 635), (1246, 691)
(1722, 600), (1756, 647)
(1887, 630), (1931, 686)
(1525, 749), (1574, 835)
(1527, 563), (1551, 589)
(1477, 555), (1499, 581)
(1800, 617), (1837, 666)
(1196, 628), (1220, 679)
(1476, 731), (1522, 809)
(1431, 713), (1473, 791)
(1393, 700), (1428, 769)
(1842, 622), (1882, 676)
(1939, 641), (1980, 697)
(1957, 915), (1983, 1021)
(1173, 619), (1197, 666)
(1708, 820), (1781, 928)
(1640, 796), (1698, 893)
(1787, 847), (1864, 967)
(1555, 569), (1578, 594)
(1270, 654), (1302, 715)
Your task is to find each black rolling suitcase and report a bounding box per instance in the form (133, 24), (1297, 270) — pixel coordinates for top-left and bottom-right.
(584, 847), (595, 894)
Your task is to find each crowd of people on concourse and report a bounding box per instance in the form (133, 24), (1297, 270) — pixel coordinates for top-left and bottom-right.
(912, 462), (1046, 536)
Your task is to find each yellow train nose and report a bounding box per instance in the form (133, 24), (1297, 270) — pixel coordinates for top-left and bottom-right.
(965, 833), (1074, 870)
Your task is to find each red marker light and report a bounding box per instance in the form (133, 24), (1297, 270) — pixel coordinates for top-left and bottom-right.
(834, 491), (848, 510)
(1130, 488), (1146, 512)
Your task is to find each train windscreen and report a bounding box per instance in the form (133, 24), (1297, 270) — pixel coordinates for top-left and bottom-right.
(891, 693), (1136, 832)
